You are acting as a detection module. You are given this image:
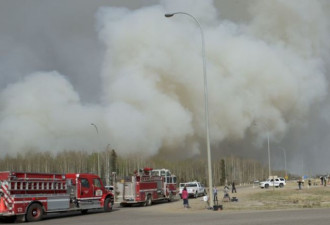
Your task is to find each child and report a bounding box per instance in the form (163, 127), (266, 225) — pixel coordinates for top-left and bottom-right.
(182, 186), (189, 208)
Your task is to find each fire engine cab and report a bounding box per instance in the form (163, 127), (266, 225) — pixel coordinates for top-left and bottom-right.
(0, 171), (114, 222)
(118, 168), (177, 207)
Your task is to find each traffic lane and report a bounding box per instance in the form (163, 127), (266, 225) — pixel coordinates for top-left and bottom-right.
(15, 207), (330, 225)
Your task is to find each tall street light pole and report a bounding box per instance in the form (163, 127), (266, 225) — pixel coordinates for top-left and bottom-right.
(255, 121), (271, 178)
(91, 123), (100, 177)
(278, 146), (287, 179)
(106, 144), (111, 186)
(165, 12), (214, 208)
(267, 130), (271, 178)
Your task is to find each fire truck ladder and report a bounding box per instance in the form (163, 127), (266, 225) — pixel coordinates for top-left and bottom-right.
(8, 178), (67, 192)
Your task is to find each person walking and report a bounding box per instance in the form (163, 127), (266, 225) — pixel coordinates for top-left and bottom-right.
(213, 186), (218, 202)
(232, 181), (237, 193)
(182, 186), (189, 208)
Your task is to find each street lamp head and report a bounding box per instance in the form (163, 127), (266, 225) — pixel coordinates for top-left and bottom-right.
(165, 13), (174, 18)
(91, 123), (98, 134)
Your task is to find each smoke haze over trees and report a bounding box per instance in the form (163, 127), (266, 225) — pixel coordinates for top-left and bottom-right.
(0, 149), (273, 186)
(0, 0), (330, 175)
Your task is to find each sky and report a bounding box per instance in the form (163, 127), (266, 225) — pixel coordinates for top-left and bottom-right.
(0, 0), (329, 175)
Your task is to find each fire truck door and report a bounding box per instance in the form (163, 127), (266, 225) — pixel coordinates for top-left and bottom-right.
(92, 178), (103, 197)
(78, 178), (93, 198)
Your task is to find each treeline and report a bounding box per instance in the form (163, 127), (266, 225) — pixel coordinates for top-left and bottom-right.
(0, 149), (286, 186)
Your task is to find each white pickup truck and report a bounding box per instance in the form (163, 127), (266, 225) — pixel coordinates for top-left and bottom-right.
(259, 177), (286, 188)
(179, 181), (206, 198)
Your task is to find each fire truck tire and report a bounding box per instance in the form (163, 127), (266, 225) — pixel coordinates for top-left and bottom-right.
(168, 193), (174, 202)
(26, 203), (43, 222)
(145, 195), (152, 206)
(16, 215), (25, 222)
(104, 198), (112, 212)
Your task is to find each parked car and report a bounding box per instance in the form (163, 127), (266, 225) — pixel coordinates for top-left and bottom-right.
(179, 181), (206, 198)
(259, 177), (286, 188)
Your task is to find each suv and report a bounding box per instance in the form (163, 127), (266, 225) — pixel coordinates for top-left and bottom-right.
(259, 177), (286, 188)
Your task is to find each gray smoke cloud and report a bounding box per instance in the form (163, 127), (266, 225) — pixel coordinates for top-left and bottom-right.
(0, 0), (329, 174)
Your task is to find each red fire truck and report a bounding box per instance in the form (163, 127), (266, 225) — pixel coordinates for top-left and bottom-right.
(0, 171), (114, 222)
(118, 168), (177, 206)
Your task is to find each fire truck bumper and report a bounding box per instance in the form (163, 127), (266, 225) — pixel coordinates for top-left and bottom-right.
(121, 200), (138, 203)
(120, 200), (140, 206)
(0, 212), (14, 217)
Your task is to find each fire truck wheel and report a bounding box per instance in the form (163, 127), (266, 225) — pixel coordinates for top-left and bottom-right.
(26, 203), (43, 222)
(81, 210), (88, 214)
(168, 193), (174, 202)
(104, 198), (112, 212)
(16, 215), (25, 222)
(145, 195), (152, 206)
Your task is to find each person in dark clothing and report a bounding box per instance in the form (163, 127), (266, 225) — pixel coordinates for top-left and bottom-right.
(308, 179), (312, 187)
(232, 181), (237, 193)
(298, 179), (303, 190)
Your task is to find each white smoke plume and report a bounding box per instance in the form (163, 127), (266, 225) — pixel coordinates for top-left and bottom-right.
(0, 0), (329, 164)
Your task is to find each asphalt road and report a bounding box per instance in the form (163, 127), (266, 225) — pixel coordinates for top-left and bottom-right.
(7, 205), (330, 225)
